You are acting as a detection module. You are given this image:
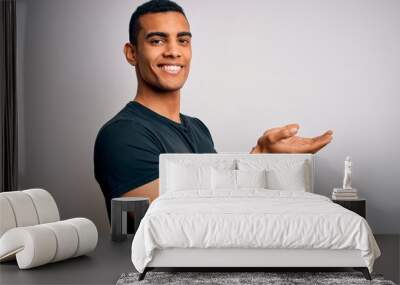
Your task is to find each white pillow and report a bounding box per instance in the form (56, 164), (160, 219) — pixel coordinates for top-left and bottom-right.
(237, 159), (309, 191)
(211, 168), (268, 190)
(166, 162), (211, 191)
(211, 168), (236, 190)
(166, 159), (235, 192)
(266, 163), (307, 191)
(236, 169), (267, 188)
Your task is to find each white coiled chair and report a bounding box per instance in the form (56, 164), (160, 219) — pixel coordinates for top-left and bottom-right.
(0, 189), (98, 269)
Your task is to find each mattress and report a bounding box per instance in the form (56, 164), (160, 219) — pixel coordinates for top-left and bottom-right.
(131, 189), (381, 273)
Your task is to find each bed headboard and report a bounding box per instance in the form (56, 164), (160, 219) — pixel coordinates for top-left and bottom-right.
(159, 153), (315, 195)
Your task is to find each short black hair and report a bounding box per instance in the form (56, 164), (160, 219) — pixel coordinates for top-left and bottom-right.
(129, 0), (187, 45)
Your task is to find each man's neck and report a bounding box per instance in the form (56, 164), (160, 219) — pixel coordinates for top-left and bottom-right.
(134, 85), (181, 124)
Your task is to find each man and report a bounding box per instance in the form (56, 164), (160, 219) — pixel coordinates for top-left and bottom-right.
(94, 0), (333, 221)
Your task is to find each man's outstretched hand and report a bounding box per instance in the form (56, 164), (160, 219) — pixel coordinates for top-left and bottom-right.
(250, 123), (333, 154)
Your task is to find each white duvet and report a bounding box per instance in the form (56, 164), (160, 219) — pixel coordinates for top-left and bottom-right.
(131, 189), (380, 273)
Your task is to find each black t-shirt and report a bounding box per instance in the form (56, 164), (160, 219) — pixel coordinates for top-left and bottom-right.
(94, 101), (217, 220)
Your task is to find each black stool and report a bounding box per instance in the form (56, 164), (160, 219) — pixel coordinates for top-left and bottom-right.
(111, 197), (149, 242)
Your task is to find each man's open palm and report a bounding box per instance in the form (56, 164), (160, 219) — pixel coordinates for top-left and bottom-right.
(253, 123), (333, 154)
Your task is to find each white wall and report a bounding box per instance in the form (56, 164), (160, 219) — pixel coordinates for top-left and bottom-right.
(16, 0), (400, 234)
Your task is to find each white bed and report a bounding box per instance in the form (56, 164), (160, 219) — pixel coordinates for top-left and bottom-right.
(130, 153), (380, 280)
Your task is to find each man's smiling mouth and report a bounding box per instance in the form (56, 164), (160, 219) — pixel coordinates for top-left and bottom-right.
(157, 64), (183, 74)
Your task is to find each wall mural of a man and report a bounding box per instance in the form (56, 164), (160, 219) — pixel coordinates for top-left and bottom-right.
(94, 0), (333, 222)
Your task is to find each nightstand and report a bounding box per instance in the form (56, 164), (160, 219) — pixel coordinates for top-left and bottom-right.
(111, 197), (149, 242)
(332, 198), (366, 218)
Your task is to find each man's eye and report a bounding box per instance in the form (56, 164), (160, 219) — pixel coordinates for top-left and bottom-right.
(179, 39), (190, 45)
(150, 39), (164, 45)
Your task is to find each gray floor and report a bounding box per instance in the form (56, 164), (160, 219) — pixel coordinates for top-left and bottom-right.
(0, 235), (399, 285)
(374, 235), (400, 284)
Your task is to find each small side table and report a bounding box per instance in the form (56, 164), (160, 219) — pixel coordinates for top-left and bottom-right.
(111, 197), (149, 242)
(332, 198), (366, 218)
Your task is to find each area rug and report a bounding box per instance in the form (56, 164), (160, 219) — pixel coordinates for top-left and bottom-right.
(116, 271), (396, 285)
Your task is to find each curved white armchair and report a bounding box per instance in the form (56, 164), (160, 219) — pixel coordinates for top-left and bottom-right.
(0, 189), (98, 269)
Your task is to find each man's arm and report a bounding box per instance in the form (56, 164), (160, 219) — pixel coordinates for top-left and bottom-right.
(249, 123), (333, 154)
(122, 178), (159, 203)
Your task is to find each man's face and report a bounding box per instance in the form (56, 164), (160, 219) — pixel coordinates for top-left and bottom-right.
(132, 12), (192, 92)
